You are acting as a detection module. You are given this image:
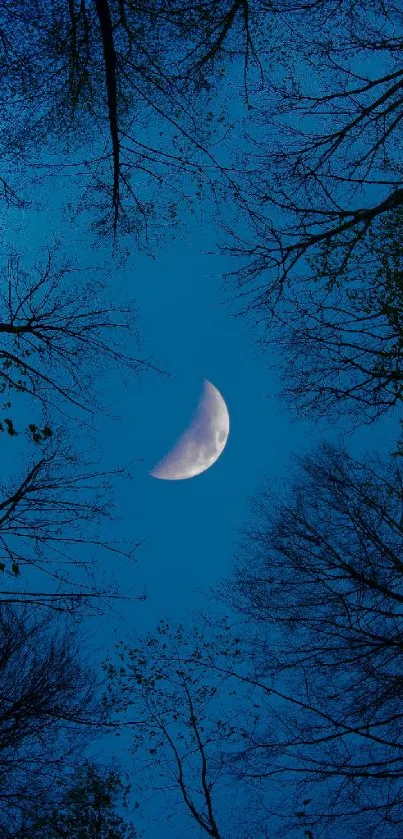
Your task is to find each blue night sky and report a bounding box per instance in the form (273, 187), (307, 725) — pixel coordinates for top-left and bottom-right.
(2, 202), (398, 838)
(99, 224), (397, 634)
(1, 16), (401, 836)
(1, 177), (319, 633)
(90, 215), (397, 836)
(2, 117), (398, 720)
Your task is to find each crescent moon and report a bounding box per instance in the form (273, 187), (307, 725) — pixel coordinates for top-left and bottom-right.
(150, 379), (230, 480)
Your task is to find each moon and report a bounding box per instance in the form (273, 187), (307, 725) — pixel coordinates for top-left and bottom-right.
(150, 379), (230, 480)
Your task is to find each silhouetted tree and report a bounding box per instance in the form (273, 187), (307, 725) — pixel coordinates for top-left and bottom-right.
(13, 759), (137, 838)
(0, 0), (270, 239)
(0, 603), (106, 835)
(0, 434), (140, 615)
(219, 441), (403, 837)
(103, 618), (271, 838)
(260, 206), (403, 424)
(222, 0), (403, 311)
(0, 247), (153, 425)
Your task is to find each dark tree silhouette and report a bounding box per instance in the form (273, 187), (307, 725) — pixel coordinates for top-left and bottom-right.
(221, 0), (403, 310)
(260, 206), (403, 424)
(12, 759), (137, 838)
(103, 619), (269, 838)
(0, 603), (106, 835)
(0, 247), (153, 422)
(0, 435), (141, 615)
(219, 441), (403, 837)
(0, 0), (270, 239)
